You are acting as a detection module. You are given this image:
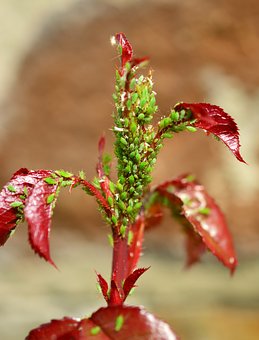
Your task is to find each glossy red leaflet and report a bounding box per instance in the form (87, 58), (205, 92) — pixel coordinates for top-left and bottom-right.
(0, 168), (53, 247)
(115, 32), (133, 71)
(27, 306), (178, 339)
(123, 267), (149, 301)
(175, 102), (246, 163)
(96, 272), (109, 303)
(127, 215), (145, 275)
(156, 175), (237, 273)
(24, 179), (60, 267)
(26, 317), (109, 340)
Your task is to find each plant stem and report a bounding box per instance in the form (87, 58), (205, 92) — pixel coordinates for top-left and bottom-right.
(111, 230), (129, 297)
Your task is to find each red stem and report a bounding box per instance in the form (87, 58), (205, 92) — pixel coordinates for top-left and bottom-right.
(111, 231), (129, 297)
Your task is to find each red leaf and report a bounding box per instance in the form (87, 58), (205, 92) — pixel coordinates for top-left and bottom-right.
(156, 175), (237, 273)
(0, 168), (52, 247)
(127, 216), (145, 275)
(114, 33), (149, 75)
(175, 103), (246, 163)
(145, 203), (164, 230)
(91, 305), (178, 340)
(115, 32), (133, 70)
(27, 306), (178, 339)
(96, 273), (109, 303)
(123, 267), (149, 301)
(184, 227), (207, 267)
(26, 317), (109, 340)
(24, 179), (60, 267)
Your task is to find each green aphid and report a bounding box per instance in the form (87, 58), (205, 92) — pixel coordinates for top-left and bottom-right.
(144, 116), (153, 123)
(132, 164), (138, 173)
(186, 174), (196, 182)
(119, 176), (125, 184)
(44, 177), (57, 185)
(61, 180), (73, 187)
(124, 118), (129, 127)
(198, 207), (211, 215)
(129, 143), (135, 151)
(139, 97), (147, 108)
(170, 110), (179, 121)
(107, 196), (114, 207)
(109, 181), (116, 194)
(118, 200), (126, 211)
(107, 234), (114, 247)
(120, 137), (128, 146)
(180, 109), (186, 120)
(136, 185), (143, 194)
(47, 193), (55, 204)
(116, 182), (123, 192)
(186, 126), (197, 132)
(111, 215), (118, 225)
(55, 170), (73, 178)
(130, 78), (136, 90)
(79, 170), (86, 180)
(23, 187), (28, 196)
(121, 192), (127, 201)
(135, 153), (141, 162)
(138, 113), (145, 120)
(10, 201), (23, 208)
(130, 122), (137, 133)
(126, 99), (132, 110)
(120, 225), (127, 237)
(90, 326), (101, 336)
(130, 151), (135, 159)
(115, 315), (124, 332)
(117, 44), (123, 55)
(127, 230), (134, 246)
(131, 92), (138, 104)
(125, 61), (131, 72)
(126, 205), (133, 214)
(139, 161), (148, 170)
(7, 185), (16, 193)
(124, 165), (131, 173)
(162, 132), (173, 139)
(129, 175), (135, 185)
(112, 93), (118, 101)
(138, 75), (144, 83)
(134, 202), (142, 210)
(149, 96), (156, 107)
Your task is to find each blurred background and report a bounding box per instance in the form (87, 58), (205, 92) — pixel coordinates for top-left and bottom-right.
(0, 0), (258, 339)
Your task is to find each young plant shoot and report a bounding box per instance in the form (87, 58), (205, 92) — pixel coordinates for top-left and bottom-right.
(0, 33), (245, 339)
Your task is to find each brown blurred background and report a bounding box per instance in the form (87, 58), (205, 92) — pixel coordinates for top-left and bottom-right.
(0, 0), (258, 339)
